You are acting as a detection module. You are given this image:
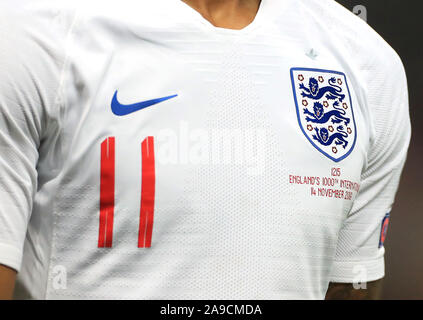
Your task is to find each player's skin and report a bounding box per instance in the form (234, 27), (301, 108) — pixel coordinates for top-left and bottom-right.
(0, 0), (383, 300)
(0, 265), (16, 300)
(181, 0), (261, 30)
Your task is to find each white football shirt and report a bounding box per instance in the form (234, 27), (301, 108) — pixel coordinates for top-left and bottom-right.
(0, 0), (411, 299)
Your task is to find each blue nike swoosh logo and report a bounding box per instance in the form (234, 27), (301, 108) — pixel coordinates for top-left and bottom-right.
(111, 90), (178, 116)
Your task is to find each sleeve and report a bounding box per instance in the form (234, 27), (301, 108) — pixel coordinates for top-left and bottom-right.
(0, 10), (64, 272)
(329, 46), (412, 283)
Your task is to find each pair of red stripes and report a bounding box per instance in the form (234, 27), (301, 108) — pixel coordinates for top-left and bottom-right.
(98, 137), (156, 248)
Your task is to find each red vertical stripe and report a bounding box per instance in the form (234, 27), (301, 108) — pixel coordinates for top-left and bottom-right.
(99, 137), (115, 248)
(138, 137), (156, 248)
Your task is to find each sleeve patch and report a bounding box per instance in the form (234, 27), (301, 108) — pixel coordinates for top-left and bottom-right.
(379, 213), (390, 248)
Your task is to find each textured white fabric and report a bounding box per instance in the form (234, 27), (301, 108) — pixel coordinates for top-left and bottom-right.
(0, 0), (411, 299)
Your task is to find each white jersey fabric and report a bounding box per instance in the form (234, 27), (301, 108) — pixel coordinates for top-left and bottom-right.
(0, 0), (411, 299)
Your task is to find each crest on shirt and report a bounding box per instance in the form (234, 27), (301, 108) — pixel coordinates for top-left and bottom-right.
(290, 68), (357, 162)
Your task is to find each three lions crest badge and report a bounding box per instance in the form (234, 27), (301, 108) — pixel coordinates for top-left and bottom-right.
(290, 68), (357, 162)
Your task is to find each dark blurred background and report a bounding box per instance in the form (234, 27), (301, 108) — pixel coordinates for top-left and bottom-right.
(335, 0), (422, 299)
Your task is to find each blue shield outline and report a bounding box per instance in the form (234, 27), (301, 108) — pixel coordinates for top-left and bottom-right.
(290, 67), (357, 162)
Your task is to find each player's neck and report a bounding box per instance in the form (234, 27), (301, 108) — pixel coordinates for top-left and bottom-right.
(181, 0), (261, 30)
